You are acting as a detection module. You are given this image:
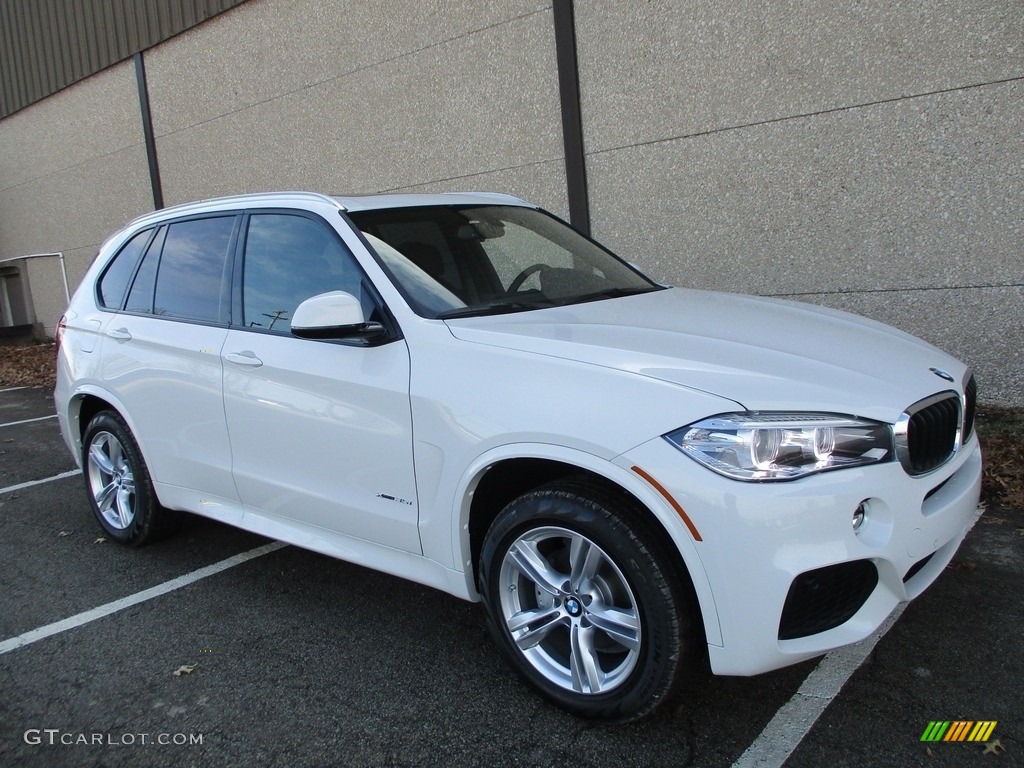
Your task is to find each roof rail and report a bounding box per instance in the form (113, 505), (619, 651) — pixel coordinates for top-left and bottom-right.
(126, 191), (344, 227)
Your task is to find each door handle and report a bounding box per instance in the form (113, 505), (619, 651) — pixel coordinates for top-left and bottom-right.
(107, 327), (132, 341)
(224, 351), (263, 368)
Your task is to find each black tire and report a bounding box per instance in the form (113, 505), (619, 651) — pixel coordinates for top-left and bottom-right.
(81, 410), (179, 546)
(479, 478), (695, 721)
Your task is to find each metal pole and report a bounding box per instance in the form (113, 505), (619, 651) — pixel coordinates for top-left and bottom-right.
(0, 252), (70, 303)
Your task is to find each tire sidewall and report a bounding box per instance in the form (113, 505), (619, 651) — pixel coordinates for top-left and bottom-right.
(479, 484), (684, 720)
(82, 411), (159, 545)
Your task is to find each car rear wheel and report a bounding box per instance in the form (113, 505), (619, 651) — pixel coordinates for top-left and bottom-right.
(479, 478), (695, 721)
(82, 410), (178, 545)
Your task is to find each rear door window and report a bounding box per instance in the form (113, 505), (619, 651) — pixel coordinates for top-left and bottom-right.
(153, 217), (236, 323)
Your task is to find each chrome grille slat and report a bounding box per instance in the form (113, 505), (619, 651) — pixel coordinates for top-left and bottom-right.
(963, 374), (977, 443)
(908, 397), (958, 473)
(894, 391), (963, 476)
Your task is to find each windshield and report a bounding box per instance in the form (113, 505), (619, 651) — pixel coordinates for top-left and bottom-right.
(348, 205), (661, 319)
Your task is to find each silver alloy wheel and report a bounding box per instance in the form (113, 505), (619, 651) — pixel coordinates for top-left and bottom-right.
(498, 526), (641, 694)
(86, 430), (137, 531)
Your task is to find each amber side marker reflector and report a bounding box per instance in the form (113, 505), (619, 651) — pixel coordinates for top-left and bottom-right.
(631, 465), (702, 542)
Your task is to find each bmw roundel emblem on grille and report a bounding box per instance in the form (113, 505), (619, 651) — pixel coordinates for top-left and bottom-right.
(929, 367), (954, 382)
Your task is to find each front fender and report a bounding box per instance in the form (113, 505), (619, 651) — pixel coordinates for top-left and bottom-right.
(425, 441), (722, 647)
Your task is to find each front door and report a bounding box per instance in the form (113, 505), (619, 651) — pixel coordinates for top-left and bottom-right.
(221, 211), (420, 552)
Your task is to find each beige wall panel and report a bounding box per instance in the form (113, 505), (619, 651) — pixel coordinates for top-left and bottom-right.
(23, 257), (70, 334)
(151, 5), (562, 206)
(0, 147), (153, 333)
(812, 286), (1024, 406)
(575, 0), (1022, 152)
(0, 55), (153, 330)
(0, 60), (143, 192)
(145, 0), (552, 137)
(391, 157), (570, 221)
(586, 81), (1022, 297)
(0, 148), (153, 259)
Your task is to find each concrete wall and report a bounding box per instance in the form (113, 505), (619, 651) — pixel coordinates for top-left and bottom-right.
(0, 0), (1020, 404)
(143, 0), (567, 214)
(575, 0), (1023, 404)
(0, 59), (155, 334)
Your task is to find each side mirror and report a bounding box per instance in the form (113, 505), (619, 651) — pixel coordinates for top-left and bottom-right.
(291, 291), (387, 342)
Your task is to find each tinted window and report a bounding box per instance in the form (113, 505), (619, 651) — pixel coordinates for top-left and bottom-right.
(483, 218), (574, 290)
(153, 217), (235, 322)
(241, 214), (365, 334)
(98, 229), (152, 309)
(125, 227), (165, 314)
(371, 220), (466, 297)
(351, 206), (658, 318)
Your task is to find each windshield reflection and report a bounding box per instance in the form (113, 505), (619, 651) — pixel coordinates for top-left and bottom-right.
(351, 206), (660, 319)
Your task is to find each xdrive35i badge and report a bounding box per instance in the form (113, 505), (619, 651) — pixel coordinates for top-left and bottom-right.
(930, 367), (955, 382)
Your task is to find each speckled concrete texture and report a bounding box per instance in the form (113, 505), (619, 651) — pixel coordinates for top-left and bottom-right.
(586, 81), (1022, 297)
(144, 0), (551, 137)
(0, 60), (154, 255)
(0, 61), (145, 194)
(145, 0), (564, 208)
(574, 0), (1023, 154)
(0, 61), (154, 333)
(388, 157), (570, 222)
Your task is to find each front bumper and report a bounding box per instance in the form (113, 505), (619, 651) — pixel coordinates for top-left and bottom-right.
(619, 433), (982, 676)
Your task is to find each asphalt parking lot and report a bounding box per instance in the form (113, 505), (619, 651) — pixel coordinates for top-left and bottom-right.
(0, 385), (1020, 767)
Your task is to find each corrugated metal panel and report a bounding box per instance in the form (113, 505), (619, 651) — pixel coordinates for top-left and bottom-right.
(0, 0), (249, 119)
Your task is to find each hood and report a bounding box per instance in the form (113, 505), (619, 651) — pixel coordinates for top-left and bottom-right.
(443, 288), (968, 423)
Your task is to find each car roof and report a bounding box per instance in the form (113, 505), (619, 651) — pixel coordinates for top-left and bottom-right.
(334, 192), (535, 212)
(122, 191), (535, 230)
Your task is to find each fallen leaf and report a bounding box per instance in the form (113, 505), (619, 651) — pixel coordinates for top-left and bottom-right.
(58, 531), (71, 537)
(946, 560), (976, 571)
(0, 343), (58, 388)
(94, 537), (106, 544)
(173, 664), (197, 677)
(983, 738), (1005, 755)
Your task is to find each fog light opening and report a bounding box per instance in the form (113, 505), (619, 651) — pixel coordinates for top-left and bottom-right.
(852, 501), (868, 532)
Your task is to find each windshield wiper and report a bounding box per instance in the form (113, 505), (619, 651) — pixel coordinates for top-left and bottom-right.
(437, 299), (555, 319)
(554, 286), (661, 306)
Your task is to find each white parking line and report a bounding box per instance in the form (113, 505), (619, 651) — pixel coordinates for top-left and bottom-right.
(0, 386), (29, 394)
(0, 541), (288, 656)
(731, 604), (907, 768)
(0, 414), (57, 428)
(0, 469), (81, 496)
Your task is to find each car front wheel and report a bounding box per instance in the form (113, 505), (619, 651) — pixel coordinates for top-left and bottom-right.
(82, 410), (178, 545)
(479, 478), (695, 721)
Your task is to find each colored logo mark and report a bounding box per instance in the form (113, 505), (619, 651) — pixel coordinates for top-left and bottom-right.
(921, 721), (998, 742)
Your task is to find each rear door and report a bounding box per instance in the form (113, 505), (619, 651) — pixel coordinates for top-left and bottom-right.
(97, 215), (240, 516)
(221, 210), (420, 552)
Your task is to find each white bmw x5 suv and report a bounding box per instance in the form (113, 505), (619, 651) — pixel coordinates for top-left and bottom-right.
(55, 191), (982, 720)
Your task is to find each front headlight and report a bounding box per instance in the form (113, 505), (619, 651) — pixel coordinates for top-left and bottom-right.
(665, 412), (892, 482)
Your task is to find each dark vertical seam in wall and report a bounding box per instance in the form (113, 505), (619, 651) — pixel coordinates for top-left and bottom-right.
(552, 0), (590, 236)
(134, 51), (164, 210)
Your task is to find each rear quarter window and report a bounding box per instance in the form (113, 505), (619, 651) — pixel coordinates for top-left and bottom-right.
(97, 229), (153, 309)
